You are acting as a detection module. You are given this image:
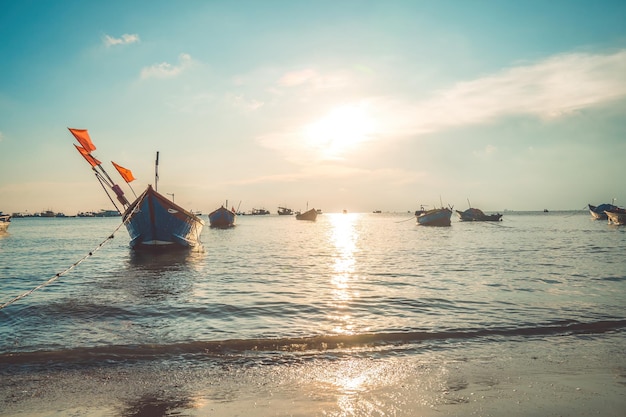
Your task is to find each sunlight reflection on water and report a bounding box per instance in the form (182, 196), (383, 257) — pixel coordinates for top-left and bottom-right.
(327, 213), (361, 335)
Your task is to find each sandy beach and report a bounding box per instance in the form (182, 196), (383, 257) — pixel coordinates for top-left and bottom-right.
(2, 333), (624, 417)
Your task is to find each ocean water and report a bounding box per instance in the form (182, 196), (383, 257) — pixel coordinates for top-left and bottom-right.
(1, 212), (625, 415)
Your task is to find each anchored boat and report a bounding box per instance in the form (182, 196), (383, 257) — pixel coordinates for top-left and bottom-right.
(416, 206), (452, 226)
(209, 201), (236, 228)
(69, 128), (204, 250)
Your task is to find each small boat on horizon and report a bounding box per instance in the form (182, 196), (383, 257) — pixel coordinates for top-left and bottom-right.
(277, 207), (293, 215)
(250, 208), (270, 215)
(69, 128), (204, 250)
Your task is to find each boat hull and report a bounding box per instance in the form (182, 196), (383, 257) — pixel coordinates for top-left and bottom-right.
(606, 210), (626, 225)
(123, 186), (204, 250)
(417, 208), (452, 227)
(456, 208), (502, 222)
(296, 208), (317, 221)
(209, 206), (236, 228)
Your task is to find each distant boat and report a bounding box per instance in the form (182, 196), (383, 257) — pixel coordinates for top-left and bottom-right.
(95, 209), (121, 217)
(69, 128), (204, 250)
(373, 210), (382, 213)
(589, 203), (619, 220)
(456, 207), (502, 222)
(0, 213), (11, 232)
(605, 207), (626, 225)
(296, 208), (318, 221)
(250, 208), (270, 215)
(209, 202), (236, 228)
(277, 207), (293, 215)
(416, 206), (452, 227)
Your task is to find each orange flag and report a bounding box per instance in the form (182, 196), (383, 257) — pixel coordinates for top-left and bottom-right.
(112, 161), (135, 183)
(74, 144), (101, 167)
(68, 128), (96, 152)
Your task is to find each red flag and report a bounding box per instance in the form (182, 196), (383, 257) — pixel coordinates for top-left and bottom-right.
(68, 128), (96, 152)
(74, 144), (101, 167)
(111, 161), (135, 183)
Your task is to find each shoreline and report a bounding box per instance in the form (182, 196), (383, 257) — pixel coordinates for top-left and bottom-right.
(2, 333), (624, 416)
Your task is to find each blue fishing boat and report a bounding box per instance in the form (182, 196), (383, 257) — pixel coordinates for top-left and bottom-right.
(69, 128), (204, 250)
(124, 185), (204, 249)
(209, 202), (236, 228)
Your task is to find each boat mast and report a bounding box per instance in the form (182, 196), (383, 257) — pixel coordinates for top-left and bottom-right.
(155, 151), (159, 192)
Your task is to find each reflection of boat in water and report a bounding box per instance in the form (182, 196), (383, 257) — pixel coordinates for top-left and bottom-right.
(277, 207), (293, 215)
(209, 202), (236, 228)
(456, 207), (502, 222)
(296, 208), (317, 221)
(69, 128), (204, 250)
(416, 206), (452, 226)
(589, 202), (619, 220)
(0, 213), (10, 232)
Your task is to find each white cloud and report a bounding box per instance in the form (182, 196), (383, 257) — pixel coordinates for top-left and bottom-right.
(276, 68), (351, 91)
(278, 69), (318, 87)
(228, 94), (264, 111)
(103, 33), (140, 47)
(388, 49), (626, 136)
(140, 53), (193, 79)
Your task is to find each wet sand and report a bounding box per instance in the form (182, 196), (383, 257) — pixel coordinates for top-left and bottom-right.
(1, 334), (624, 416)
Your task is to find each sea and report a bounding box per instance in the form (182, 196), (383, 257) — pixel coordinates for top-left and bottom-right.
(0, 211), (625, 416)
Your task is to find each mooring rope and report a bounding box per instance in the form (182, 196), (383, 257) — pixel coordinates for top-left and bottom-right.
(0, 220), (128, 311)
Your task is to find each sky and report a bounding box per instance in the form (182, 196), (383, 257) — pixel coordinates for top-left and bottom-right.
(1, 0), (625, 215)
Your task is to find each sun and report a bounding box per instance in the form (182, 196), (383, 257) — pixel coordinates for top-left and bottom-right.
(304, 104), (376, 160)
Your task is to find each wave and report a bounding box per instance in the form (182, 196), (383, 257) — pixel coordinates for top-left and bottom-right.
(2, 319), (624, 366)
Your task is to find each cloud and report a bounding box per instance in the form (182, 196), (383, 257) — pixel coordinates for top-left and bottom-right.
(228, 94), (264, 111)
(276, 68), (351, 91)
(140, 53), (193, 79)
(278, 69), (318, 87)
(388, 49), (626, 136)
(103, 33), (140, 47)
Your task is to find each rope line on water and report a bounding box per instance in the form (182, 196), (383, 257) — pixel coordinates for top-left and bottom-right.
(0, 220), (127, 311)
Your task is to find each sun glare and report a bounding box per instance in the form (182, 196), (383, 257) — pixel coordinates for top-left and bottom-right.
(304, 104), (376, 160)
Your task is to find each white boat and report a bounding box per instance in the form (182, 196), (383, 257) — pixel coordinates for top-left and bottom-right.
(0, 213), (10, 232)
